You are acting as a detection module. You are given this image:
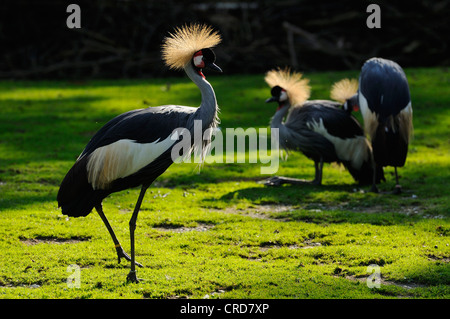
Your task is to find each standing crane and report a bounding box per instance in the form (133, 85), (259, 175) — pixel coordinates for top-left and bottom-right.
(264, 68), (383, 187)
(57, 24), (222, 283)
(357, 57), (413, 194)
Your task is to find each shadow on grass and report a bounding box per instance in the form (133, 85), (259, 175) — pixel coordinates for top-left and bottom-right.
(0, 193), (57, 211)
(202, 182), (429, 226)
(0, 96), (111, 163)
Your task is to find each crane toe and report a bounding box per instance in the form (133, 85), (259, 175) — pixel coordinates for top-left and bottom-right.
(126, 270), (140, 283)
(263, 176), (284, 186)
(116, 246), (144, 268)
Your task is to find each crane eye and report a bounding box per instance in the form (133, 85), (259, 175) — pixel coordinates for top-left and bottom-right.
(270, 85), (282, 97)
(343, 101), (349, 110)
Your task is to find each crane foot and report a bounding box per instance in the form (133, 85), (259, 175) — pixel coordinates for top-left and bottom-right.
(369, 184), (379, 193)
(126, 270), (140, 283)
(116, 246), (144, 268)
(263, 176), (317, 186)
(392, 185), (402, 195)
(263, 176), (285, 186)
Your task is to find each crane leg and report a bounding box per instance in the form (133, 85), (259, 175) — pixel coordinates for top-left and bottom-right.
(369, 168), (379, 193)
(126, 184), (150, 283)
(95, 205), (143, 268)
(393, 167), (402, 194)
(312, 157), (323, 185)
(311, 161), (320, 184)
(369, 151), (379, 193)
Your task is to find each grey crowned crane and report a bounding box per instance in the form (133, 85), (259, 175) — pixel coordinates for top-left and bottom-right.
(57, 24), (222, 283)
(356, 57), (413, 194)
(264, 68), (383, 187)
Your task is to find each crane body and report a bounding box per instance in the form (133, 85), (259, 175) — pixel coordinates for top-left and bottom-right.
(264, 69), (383, 187)
(57, 24), (222, 282)
(358, 57), (413, 193)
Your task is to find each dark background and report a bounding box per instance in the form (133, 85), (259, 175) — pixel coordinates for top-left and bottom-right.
(0, 0), (448, 79)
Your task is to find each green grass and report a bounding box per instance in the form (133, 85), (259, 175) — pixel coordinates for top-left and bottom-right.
(0, 68), (449, 299)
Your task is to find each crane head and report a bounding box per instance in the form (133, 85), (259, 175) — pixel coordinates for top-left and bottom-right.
(266, 85), (288, 110)
(162, 23), (221, 71)
(343, 94), (359, 113)
(192, 48), (222, 78)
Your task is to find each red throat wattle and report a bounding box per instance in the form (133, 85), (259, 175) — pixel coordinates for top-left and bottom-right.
(193, 51), (205, 78)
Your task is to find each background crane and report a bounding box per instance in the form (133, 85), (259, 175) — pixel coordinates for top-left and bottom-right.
(57, 24), (222, 283)
(264, 68), (383, 187)
(357, 57), (413, 194)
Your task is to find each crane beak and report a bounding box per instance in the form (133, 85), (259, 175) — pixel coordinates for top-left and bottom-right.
(265, 97), (278, 103)
(205, 62), (222, 73)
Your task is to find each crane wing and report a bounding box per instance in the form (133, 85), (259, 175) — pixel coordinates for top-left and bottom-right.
(286, 101), (371, 169)
(286, 100), (364, 139)
(79, 105), (195, 190)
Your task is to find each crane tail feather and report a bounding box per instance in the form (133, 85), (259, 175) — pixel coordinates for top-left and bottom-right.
(57, 157), (104, 217)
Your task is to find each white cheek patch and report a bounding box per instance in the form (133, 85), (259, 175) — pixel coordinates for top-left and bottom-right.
(193, 55), (204, 68)
(279, 90), (288, 102)
(86, 133), (177, 190)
